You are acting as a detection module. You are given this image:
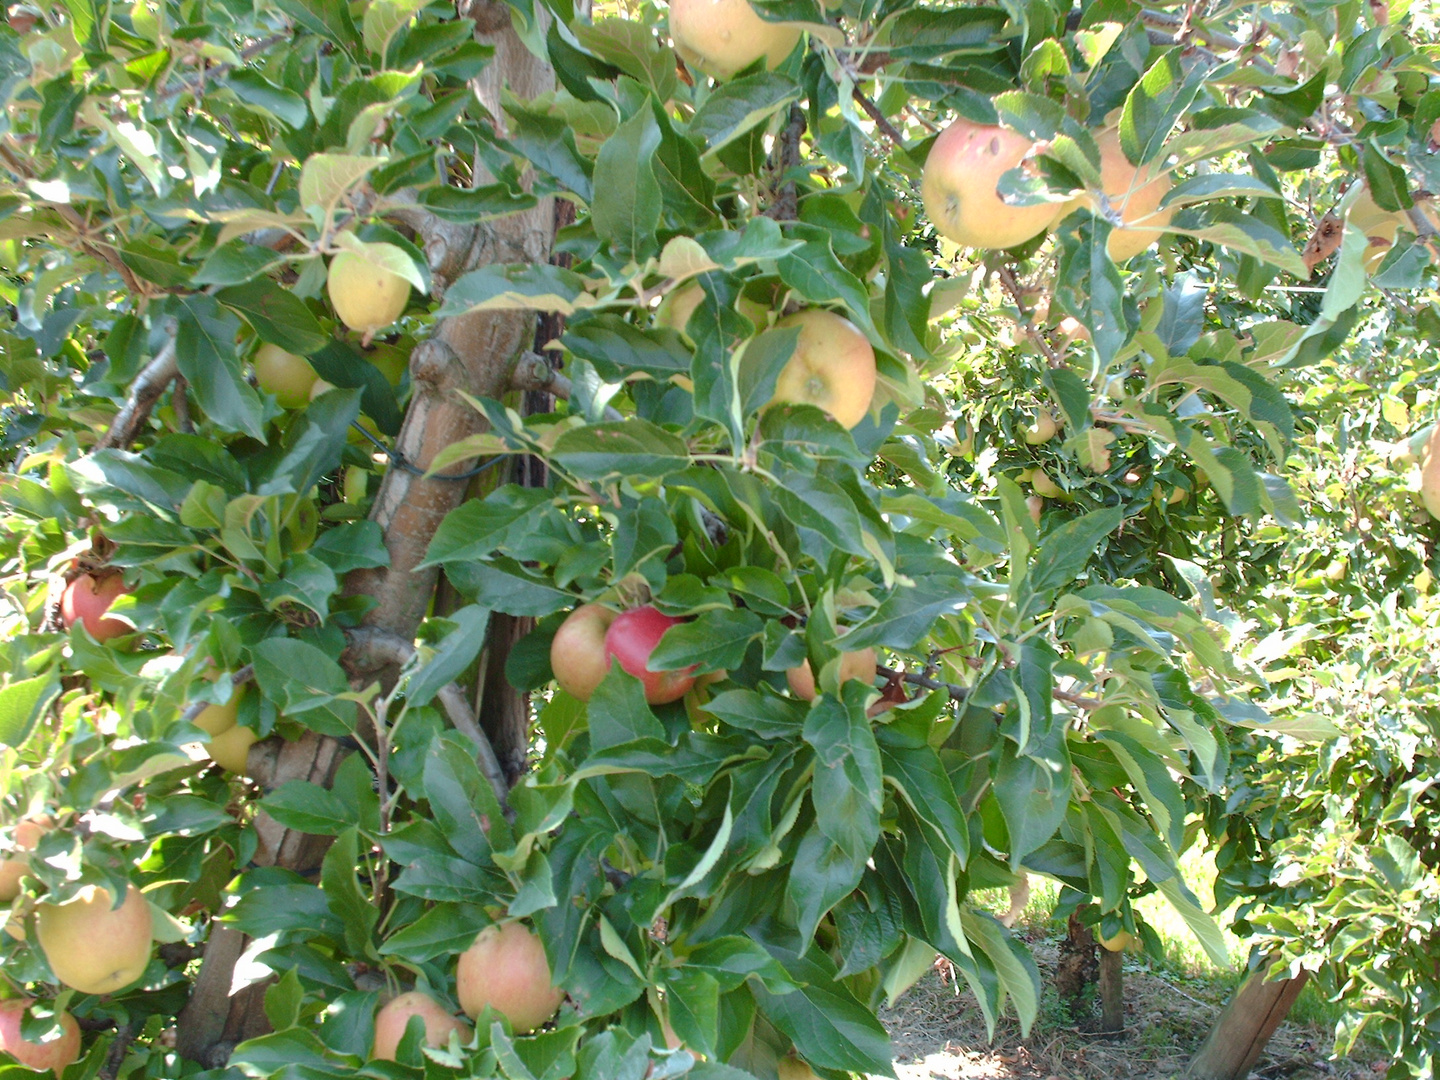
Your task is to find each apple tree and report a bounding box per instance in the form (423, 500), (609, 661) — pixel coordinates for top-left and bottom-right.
(0, 0), (1435, 1078)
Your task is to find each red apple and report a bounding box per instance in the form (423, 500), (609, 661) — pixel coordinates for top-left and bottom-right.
(60, 573), (130, 642)
(372, 991), (471, 1061)
(603, 606), (697, 705)
(550, 604), (617, 702)
(0, 999), (80, 1073)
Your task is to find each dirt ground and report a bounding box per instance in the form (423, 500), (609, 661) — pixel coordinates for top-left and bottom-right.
(876, 940), (1388, 1080)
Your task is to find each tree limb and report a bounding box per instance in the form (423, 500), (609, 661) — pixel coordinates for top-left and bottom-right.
(343, 626), (509, 804)
(94, 336), (179, 452)
(510, 351), (623, 421)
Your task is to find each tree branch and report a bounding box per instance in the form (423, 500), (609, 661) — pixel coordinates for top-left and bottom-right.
(94, 336), (179, 452)
(511, 351), (623, 421)
(851, 85), (907, 148)
(343, 626), (509, 805)
(997, 266), (1066, 368)
(879, 664), (1104, 711)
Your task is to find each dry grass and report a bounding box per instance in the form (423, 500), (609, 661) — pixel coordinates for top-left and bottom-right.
(874, 932), (1387, 1080)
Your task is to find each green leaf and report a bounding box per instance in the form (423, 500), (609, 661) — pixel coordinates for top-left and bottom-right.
(752, 946), (894, 1075)
(1361, 142), (1412, 212)
(216, 278), (330, 356)
(689, 73), (800, 155)
(250, 639), (349, 716)
(226, 70), (309, 130)
(992, 740), (1071, 867)
(422, 731), (508, 865)
(736, 324), (799, 420)
(959, 908), (1041, 1035)
(421, 488), (553, 569)
(274, 0), (361, 54)
(804, 694), (883, 861)
(362, 0), (428, 58)
(259, 781), (357, 836)
(173, 294), (265, 440)
(0, 675), (58, 749)
(321, 831), (377, 959)
(592, 105), (663, 262)
(264, 968), (304, 1031)
(550, 420), (691, 481)
(647, 608), (763, 672)
(406, 606), (492, 708)
(1119, 49), (1203, 166)
(1053, 214), (1128, 365)
(435, 263), (590, 317)
(379, 903), (491, 963)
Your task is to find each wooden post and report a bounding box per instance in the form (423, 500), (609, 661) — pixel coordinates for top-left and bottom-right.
(1184, 965), (1309, 1080)
(1098, 947), (1124, 1033)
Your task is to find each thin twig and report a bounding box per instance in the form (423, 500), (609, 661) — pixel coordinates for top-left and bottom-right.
(997, 266), (1066, 368)
(879, 664), (1104, 712)
(95, 336), (180, 451)
(851, 85), (907, 148)
(157, 33), (290, 101)
(173, 376), (193, 433)
(343, 626), (510, 805)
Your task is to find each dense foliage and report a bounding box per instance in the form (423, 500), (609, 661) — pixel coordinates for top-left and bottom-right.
(0, 0), (1437, 1078)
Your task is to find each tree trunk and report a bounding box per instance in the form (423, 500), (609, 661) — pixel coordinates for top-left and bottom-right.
(175, 6), (555, 1063)
(1184, 965), (1309, 1080)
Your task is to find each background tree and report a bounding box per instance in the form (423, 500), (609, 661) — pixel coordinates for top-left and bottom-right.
(0, 1), (1435, 1078)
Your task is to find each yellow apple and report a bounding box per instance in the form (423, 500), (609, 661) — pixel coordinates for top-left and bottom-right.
(456, 923), (565, 1033)
(35, 883), (152, 996)
(0, 815), (53, 903)
(253, 344), (318, 409)
(206, 724), (259, 775)
(921, 117), (1060, 250)
(192, 685), (243, 738)
(767, 309), (876, 430)
(372, 991), (471, 1061)
(1023, 410), (1058, 444)
(777, 1056), (819, 1080)
(786, 647), (876, 701)
(327, 251), (411, 336)
(667, 0), (801, 80)
(656, 282), (769, 338)
(1421, 423), (1440, 522)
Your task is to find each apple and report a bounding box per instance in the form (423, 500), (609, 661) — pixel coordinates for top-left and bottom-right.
(252, 343), (318, 409)
(1098, 928), (1134, 952)
(550, 604), (617, 702)
(192, 685), (243, 738)
(667, 0), (801, 80)
(455, 923), (564, 1033)
(1421, 424), (1440, 521)
(786, 647), (876, 701)
(656, 282), (769, 338)
(60, 573), (130, 642)
(0, 999), (81, 1073)
(343, 467), (368, 504)
(921, 117), (1061, 250)
(1026, 495), (1044, 525)
(206, 724), (259, 775)
(766, 309), (877, 430)
(372, 991), (471, 1061)
(777, 1057), (819, 1080)
(1023, 410), (1058, 444)
(1082, 127), (1175, 261)
(35, 883), (152, 996)
(1349, 183), (1408, 275)
(0, 816), (53, 903)
(309, 378), (337, 400)
(603, 606), (698, 705)
(1029, 468), (1062, 499)
(327, 251), (411, 337)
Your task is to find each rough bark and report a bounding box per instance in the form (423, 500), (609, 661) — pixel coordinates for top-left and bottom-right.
(351, 16), (556, 639)
(1053, 913), (1099, 1014)
(175, 9), (556, 1063)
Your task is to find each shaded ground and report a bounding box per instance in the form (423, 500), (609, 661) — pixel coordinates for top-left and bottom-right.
(876, 940), (1385, 1080)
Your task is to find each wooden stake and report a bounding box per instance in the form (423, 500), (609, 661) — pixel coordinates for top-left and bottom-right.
(1099, 947), (1124, 1033)
(1184, 964), (1310, 1080)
